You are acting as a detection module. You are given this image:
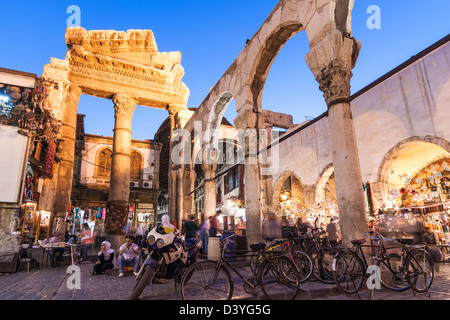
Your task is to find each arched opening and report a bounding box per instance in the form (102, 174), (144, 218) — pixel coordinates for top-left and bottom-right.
(375, 139), (450, 243)
(273, 172), (304, 221)
(250, 22), (304, 110)
(97, 148), (112, 178)
(262, 31), (326, 121)
(130, 150), (142, 181)
(381, 141), (450, 210)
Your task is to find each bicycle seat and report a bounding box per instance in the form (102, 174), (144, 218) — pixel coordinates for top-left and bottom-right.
(264, 236), (275, 241)
(396, 238), (414, 245)
(183, 238), (201, 252)
(351, 239), (366, 245)
(250, 243), (266, 251)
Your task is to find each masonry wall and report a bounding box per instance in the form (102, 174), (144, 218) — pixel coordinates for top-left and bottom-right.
(272, 39), (450, 210)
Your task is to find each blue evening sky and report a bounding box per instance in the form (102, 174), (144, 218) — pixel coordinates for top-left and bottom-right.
(0, 1), (449, 140)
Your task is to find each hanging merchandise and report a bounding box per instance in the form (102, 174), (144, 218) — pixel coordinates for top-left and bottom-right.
(43, 139), (55, 178)
(83, 209), (89, 221)
(96, 207), (102, 219)
(365, 182), (374, 216)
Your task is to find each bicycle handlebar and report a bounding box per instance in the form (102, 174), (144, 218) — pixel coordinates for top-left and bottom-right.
(365, 231), (397, 243)
(220, 233), (242, 245)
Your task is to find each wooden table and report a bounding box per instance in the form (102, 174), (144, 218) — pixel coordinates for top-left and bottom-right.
(41, 244), (78, 268)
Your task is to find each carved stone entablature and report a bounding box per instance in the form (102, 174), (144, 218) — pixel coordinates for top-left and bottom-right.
(63, 27), (190, 109)
(113, 94), (138, 117)
(66, 28), (159, 64)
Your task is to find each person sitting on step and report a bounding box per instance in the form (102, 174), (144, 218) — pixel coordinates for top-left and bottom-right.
(90, 241), (115, 275)
(117, 235), (140, 277)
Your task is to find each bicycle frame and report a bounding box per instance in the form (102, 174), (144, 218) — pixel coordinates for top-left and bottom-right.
(262, 241), (294, 263)
(214, 236), (289, 291)
(348, 234), (429, 281)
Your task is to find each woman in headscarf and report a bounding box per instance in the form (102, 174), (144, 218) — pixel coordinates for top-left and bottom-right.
(161, 214), (176, 234)
(90, 241), (115, 275)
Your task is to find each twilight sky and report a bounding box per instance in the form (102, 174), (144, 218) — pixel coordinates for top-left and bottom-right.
(1, 1), (448, 140)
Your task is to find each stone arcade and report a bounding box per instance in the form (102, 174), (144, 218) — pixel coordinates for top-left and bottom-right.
(173, 0), (368, 247)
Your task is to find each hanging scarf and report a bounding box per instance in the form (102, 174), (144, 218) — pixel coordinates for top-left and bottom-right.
(365, 182), (374, 216)
(44, 139), (55, 178)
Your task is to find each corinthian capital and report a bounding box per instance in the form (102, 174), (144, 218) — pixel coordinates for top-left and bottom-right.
(305, 29), (361, 108)
(113, 94), (138, 117)
(315, 60), (353, 106)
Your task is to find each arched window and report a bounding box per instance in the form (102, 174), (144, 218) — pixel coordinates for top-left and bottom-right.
(130, 150), (142, 180)
(97, 148), (112, 178)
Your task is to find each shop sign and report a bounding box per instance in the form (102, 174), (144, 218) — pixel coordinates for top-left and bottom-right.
(138, 203), (154, 209)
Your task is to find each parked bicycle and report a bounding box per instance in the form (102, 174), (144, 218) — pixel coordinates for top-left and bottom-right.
(179, 234), (300, 300)
(297, 227), (340, 284)
(250, 233), (314, 283)
(332, 231), (434, 297)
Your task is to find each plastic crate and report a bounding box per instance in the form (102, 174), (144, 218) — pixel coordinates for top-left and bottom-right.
(0, 253), (18, 273)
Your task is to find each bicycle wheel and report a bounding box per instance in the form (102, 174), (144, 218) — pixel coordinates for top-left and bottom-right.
(292, 250), (314, 283)
(312, 247), (339, 284)
(333, 251), (365, 294)
(180, 260), (233, 300)
(405, 250), (434, 293)
(259, 256), (299, 300)
(379, 257), (410, 291)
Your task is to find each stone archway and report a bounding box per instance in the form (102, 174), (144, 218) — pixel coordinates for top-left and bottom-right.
(272, 171), (305, 213)
(315, 164), (335, 204)
(175, 0), (365, 247)
(374, 136), (450, 210)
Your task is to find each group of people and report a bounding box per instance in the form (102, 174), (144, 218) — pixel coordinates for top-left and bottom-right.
(67, 222), (141, 277)
(183, 214), (222, 255)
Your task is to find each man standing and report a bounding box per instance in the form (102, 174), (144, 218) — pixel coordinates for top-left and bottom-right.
(326, 218), (340, 246)
(118, 235), (140, 277)
(199, 214), (209, 255)
(185, 215), (199, 239)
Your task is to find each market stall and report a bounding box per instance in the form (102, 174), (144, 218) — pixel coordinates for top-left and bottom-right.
(377, 158), (450, 246)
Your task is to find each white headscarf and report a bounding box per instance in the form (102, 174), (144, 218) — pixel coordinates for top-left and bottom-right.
(161, 215), (175, 233)
(100, 241), (115, 261)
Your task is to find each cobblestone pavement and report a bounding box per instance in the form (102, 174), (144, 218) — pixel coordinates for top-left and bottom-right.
(0, 259), (449, 301)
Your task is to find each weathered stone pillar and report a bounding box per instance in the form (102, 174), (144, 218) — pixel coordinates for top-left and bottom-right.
(106, 94), (137, 241)
(175, 167), (184, 229)
(306, 30), (368, 247)
(235, 110), (265, 247)
(53, 83), (82, 218)
(202, 163), (217, 224)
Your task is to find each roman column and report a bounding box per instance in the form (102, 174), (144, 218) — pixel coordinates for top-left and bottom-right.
(53, 83), (82, 218)
(306, 30), (368, 247)
(234, 110), (265, 248)
(202, 162), (217, 224)
(106, 93), (137, 240)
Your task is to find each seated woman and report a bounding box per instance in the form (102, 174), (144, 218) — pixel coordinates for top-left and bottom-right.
(90, 241), (115, 275)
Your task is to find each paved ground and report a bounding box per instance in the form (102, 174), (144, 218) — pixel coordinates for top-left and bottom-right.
(0, 256), (449, 301)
